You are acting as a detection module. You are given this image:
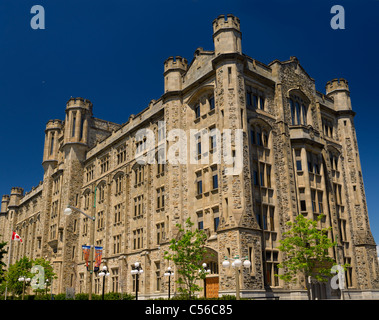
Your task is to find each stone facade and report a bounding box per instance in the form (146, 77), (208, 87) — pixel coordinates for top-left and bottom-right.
(1, 14), (378, 299)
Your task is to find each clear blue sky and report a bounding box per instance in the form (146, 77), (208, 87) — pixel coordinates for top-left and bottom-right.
(0, 0), (378, 245)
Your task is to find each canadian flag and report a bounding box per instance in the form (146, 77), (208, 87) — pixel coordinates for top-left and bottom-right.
(12, 231), (22, 242)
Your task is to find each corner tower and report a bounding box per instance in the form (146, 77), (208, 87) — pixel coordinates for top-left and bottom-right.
(64, 97), (93, 146)
(212, 14), (242, 55)
(42, 119), (63, 170)
(325, 78), (352, 111)
(1, 195), (10, 213)
(163, 56), (188, 93)
(327, 78), (379, 290)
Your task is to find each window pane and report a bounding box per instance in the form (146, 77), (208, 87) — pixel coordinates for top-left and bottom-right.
(209, 97), (215, 110)
(296, 160), (302, 171)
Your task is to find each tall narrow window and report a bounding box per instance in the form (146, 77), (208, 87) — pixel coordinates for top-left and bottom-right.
(195, 104), (200, 118)
(196, 171), (202, 195)
(289, 96), (308, 125)
(197, 212), (204, 230)
(50, 134), (54, 155)
(72, 114), (76, 137)
(290, 99), (295, 125)
(213, 207), (220, 232)
(209, 96), (215, 110)
(212, 166), (218, 190)
(80, 117), (84, 140)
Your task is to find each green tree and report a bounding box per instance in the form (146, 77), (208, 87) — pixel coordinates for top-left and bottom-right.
(31, 258), (56, 294)
(164, 218), (208, 299)
(0, 238), (8, 284)
(276, 214), (337, 300)
(5, 256), (33, 296)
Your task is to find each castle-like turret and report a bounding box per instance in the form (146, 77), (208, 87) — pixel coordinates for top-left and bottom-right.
(325, 78), (352, 111)
(64, 97), (93, 145)
(163, 56), (188, 93)
(43, 119), (63, 165)
(1, 195), (10, 213)
(212, 14), (242, 55)
(8, 187), (24, 208)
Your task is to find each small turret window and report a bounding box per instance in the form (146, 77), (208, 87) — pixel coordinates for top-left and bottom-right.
(72, 115), (76, 137)
(50, 134), (54, 155)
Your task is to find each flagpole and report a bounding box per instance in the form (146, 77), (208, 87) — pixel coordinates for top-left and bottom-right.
(4, 232), (14, 300)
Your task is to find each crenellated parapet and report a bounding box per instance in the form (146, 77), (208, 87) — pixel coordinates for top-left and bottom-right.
(163, 56), (188, 93)
(212, 14), (241, 35)
(1, 195), (10, 213)
(66, 97), (93, 111)
(325, 78), (349, 95)
(212, 14), (242, 55)
(325, 78), (352, 111)
(164, 56), (188, 74)
(8, 187), (24, 208)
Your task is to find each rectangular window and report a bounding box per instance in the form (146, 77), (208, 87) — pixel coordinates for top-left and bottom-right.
(290, 99), (295, 125)
(156, 223), (165, 244)
(195, 104), (200, 118)
(296, 160), (302, 171)
(256, 131), (262, 146)
(260, 163), (265, 187)
(302, 104), (307, 125)
(156, 187), (165, 209)
(155, 262), (161, 292)
(113, 235), (121, 254)
(197, 212), (204, 230)
(72, 115), (76, 137)
(197, 180), (202, 195)
(253, 170), (259, 186)
(246, 92), (252, 107)
(112, 269), (119, 292)
(133, 228), (143, 249)
(269, 207), (275, 231)
(209, 96), (215, 110)
(212, 167), (218, 189)
(300, 200), (307, 212)
(266, 165), (272, 188)
(259, 97), (265, 110)
(116, 145), (127, 165)
(134, 195), (143, 217)
(197, 135), (201, 156)
(250, 130), (256, 144)
(311, 190), (316, 213)
(253, 95), (258, 109)
(262, 205), (268, 230)
(213, 207), (219, 232)
(100, 155), (110, 174)
(196, 171), (203, 195)
(318, 191), (324, 213)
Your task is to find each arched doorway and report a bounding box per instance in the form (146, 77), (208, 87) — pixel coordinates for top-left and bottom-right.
(202, 247), (219, 298)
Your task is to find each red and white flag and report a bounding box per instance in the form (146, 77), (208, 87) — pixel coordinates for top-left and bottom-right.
(12, 231), (22, 242)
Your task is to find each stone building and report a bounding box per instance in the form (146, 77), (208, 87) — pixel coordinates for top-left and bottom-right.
(1, 14), (378, 300)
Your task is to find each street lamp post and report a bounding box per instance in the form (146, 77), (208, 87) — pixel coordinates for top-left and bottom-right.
(98, 265), (110, 300)
(164, 266), (174, 299)
(18, 276), (31, 300)
(64, 195), (96, 300)
(222, 255), (251, 300)
(131, 262), (143, 300)
(200, 263), (210, 298)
